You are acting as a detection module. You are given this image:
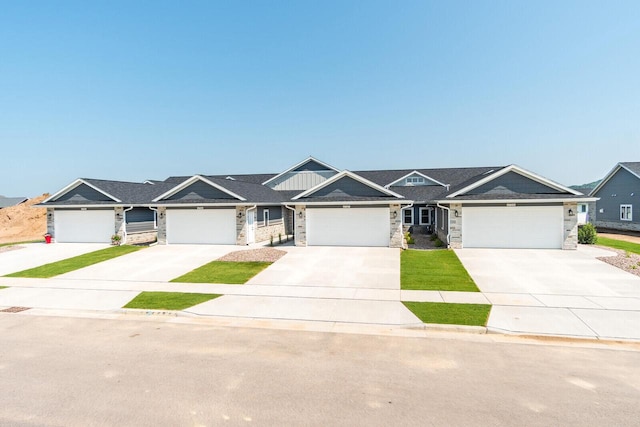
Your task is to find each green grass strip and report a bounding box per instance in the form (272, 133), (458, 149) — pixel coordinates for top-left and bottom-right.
(401, 250), (479, 292)
(403, 301), (491, 326)
(171, 261), (271, 284)
(124, 291), (221, 310)
(0, 240), (44, 247)
(596, 237), (640, 255)
(4, 245), (143, 278)
(0, 286), (7, 290)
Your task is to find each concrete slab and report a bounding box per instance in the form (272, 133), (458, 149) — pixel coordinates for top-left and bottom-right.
(533, 294), (604, 309)
(248, 246), (400, 289)
(400, 290), (444, 302)
(188, 295), (422, 325)
(488, 306), (597, 337)
(0, 243), (109, 276)
(585, 296), (640, 311)
(571, 309), (640, 340)
(483, 293), (545, 306)
(56, 244), (239, 282)
(440, 291), (491, 304)
(0, 287), (138, 311)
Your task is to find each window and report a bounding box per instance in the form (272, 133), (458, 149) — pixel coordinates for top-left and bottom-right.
(620, 205), (632, 221)
(263, 209), (270, 226)
(578, 204), (587, 213)
(419, 207), (431, 225)
(406, 176), (425, 185)
(403, 208), (413, 225)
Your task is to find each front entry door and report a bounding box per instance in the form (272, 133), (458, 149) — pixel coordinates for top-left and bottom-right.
(246, 210), (256, 244)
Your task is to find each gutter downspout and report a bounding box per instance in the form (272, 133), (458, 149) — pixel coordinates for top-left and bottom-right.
(284, 205), (297, 243)
(122, 206), (134, 244)
(436, 202), (451, 247)
(245, 205), (257, 245)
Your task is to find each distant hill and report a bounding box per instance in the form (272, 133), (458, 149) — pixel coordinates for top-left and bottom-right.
(569, 180), (601, 195)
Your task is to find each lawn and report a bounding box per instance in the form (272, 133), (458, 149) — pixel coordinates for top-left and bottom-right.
(403, 301), (491, 326)
(596, 237), (640, 255)
(171, 261), (271, 284)
(124, 291), (221, 310)
(401, 250), (479, 292)
(4, 245), (143, 278)
(0, 240), (44, 247)
(0, 286), (6, 289)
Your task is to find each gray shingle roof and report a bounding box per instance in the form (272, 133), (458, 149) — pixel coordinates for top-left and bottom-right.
(621, 162), (640, 177)
(0, 196), (28, 208)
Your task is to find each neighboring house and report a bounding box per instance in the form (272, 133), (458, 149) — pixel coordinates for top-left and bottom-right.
(38, 157), (595, 249)
(590, 162), (640, 232)
(0, 196), (28, 209)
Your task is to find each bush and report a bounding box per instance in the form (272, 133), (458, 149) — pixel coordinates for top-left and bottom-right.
(434, 238), (444, 248)
(405, 232), (415, 245)
(578, 223), (597, 244)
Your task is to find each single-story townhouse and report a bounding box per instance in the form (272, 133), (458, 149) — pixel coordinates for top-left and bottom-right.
(38, 157), (596, 249)
(589, 162), (640, 232)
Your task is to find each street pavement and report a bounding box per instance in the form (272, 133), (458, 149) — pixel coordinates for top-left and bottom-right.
(0, 315), (638, 427)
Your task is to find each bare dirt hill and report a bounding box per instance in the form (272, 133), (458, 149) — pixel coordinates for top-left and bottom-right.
(0, 194), (49, 244)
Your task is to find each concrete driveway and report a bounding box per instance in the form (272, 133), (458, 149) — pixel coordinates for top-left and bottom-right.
(456, 246), (640, 340)
(57, 244), (239, 282)
(247, 246), (400, 289)
(0, 243), (109, 276)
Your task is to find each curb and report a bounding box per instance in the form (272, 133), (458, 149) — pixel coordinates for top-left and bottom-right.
(406, 323), (487, 334)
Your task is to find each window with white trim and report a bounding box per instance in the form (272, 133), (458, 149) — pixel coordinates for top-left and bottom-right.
(263, 209), (270, 226)
(419, 207), (431, 225)
(620, 204), (632, 221)
(406, 176), (425, 185)
(403, 208), (413, 225)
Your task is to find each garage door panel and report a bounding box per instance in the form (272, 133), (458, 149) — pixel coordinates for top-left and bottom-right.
(166, 209), (236, 244)
(54, 210), (114, 243)
(463, 206), (563, 249)
(307, 208), (390, 247)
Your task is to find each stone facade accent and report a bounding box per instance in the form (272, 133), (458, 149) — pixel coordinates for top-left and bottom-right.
(389, 204), (403, 248)
(563, 202), (578, 250)
(594, 220), (640, 232)
(587, 201), (597, 224)
(448, 203), (462, 249)
(156, 207), (167, 244)
(236, 206), (248, 245)
(294, 205), (307, 246)
(125, 231), (157, 245)
(255, 220), (287, 244)
(115, 207), (125, 239)
(46, 208), (55, 238)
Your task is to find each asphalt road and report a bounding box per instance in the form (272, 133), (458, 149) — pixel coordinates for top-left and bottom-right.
(0, 314), (638, 427)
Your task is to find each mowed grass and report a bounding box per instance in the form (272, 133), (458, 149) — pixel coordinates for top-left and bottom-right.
(401, 250), (479, 292)
(596, 237), (640, 255)
(4, 245), (143, 278)
(403, 302), (491, 326)
(0, 240), (44, 247)
(171, 261), (271, 284)
(124, 291), (221, 310)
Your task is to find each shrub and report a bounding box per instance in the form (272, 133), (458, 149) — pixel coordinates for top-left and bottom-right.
(577, 223), (597, 244)
(429, 234), (437, 241)
(405, 232), (415, 245)
(433, 238), (444, 248)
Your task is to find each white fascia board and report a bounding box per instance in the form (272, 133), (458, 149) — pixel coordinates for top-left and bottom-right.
(43, 179), (122, 203)
(40, 204), (119, 209)
(446, 165), (582, 198)
(385, 170), (447, 188)
(261, 156), (340, 186)
(590, 163), (640, 196)
(291, 170), (405, 200)
(291, 200), (415, 206)
(148, 203), (244, 208)
(152, 175), (246, 202)
(434, 197), (598, 205)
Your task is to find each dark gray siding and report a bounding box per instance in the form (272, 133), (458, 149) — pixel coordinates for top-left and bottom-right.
(258, 206), (283, 221)
(126, 207), (155, 223)
(311, 177), (389, 198)
(594, 168), (640, 223)
(468, 172), (563, 195)
(167, 181), (235, 201)
(294, 160), (332, 172)
(56, 183), (113, 202)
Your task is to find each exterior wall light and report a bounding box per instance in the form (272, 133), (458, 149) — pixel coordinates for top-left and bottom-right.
(237, 211), (243, 218)
(454, 210), (459, 217)
(393, 211), (398, 219)
(298, 211), (303, 218)
(568, 209), (575, 216)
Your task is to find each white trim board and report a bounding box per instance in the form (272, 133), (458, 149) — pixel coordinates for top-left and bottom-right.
(292, 170), (404, 200)
(262, 156), (340, 186)
(153, 175), (246, 202)
(42, 179), (122, 203)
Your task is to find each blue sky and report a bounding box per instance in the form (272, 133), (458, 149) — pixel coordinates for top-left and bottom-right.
(1, 1), (638, 197)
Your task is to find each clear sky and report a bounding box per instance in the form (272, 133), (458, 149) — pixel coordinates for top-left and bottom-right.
(1, 0), (638, 197)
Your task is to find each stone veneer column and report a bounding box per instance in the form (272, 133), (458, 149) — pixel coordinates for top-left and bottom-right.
(46, 208), (55, 238)
(236, 206), (247, 245)
(295, 205), (306, 246)
(563, 202), (578, 250)
(448, 203), (463, 249)
(389, 204), (403, 248)
(114, 207), (125, 240)
(156, 207), (167, 244)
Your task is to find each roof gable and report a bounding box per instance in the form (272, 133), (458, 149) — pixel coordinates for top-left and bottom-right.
(262, 157), (340, 189)
(43, 179), (121, 204)
(447, 165), (580, 198)
(292, 171), (403, 200)
(154, 175), (246, 202)
(386, 170), (447, 188)
(591, 163), (640, 196)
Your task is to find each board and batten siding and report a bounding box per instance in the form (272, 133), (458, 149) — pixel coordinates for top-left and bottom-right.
(593, 168), (640, 227)
(269, 171), (337, 191)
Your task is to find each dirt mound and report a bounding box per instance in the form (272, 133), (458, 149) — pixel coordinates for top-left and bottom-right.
(0, 194), (49, 244)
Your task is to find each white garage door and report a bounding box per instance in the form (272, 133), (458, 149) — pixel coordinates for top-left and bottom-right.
(462, 206), (563, 249)
(166, 209), (236, 244)
(54, 209), (114, 243)
(306, 207), (390, 247)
